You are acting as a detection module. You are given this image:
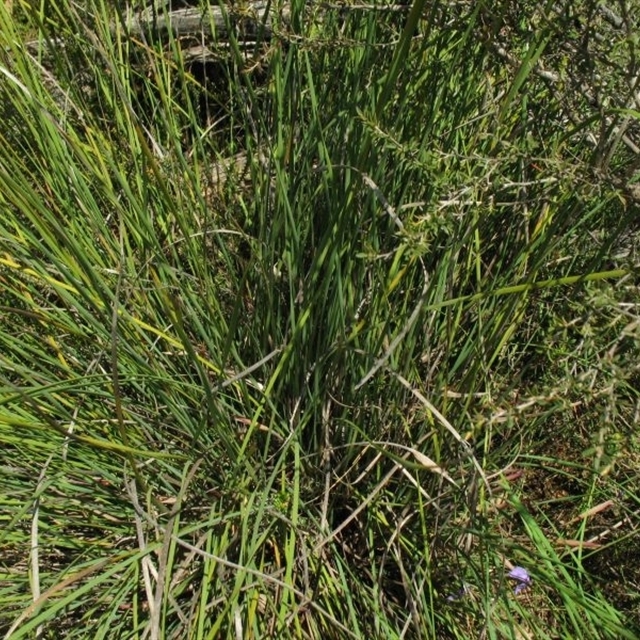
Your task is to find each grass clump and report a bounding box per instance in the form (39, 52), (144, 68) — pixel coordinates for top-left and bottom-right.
(1, 0), (639, 638)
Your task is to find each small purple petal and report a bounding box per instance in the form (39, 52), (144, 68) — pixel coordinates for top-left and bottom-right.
(508, 566), (530, 582)
(508, 566), (531, 594)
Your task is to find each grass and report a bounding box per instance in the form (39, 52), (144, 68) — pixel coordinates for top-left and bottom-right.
(1, 0), (639, 637)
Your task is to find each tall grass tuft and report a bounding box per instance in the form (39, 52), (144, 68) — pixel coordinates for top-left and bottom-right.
(1, 0), (639, 637)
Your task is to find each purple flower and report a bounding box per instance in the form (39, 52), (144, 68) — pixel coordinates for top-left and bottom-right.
(508, 566), (531, 594)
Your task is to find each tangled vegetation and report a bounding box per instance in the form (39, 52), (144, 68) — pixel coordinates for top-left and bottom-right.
(1, 0), (639, 637)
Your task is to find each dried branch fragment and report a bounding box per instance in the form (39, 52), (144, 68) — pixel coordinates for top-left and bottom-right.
(120, 2), (287, 42)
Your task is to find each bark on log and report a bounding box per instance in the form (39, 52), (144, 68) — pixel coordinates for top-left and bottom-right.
(121, 2), (285, 43)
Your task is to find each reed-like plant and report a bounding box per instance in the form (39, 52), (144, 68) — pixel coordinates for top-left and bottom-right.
(1, 0), (638, 637)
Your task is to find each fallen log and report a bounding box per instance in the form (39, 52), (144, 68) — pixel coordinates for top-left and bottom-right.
(120, 2), (286, 44)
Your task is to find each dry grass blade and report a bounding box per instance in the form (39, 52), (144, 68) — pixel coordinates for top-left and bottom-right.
(392, 372), (490, 492)
(409, 448), (458, 487)
(3, 558), (113, 640)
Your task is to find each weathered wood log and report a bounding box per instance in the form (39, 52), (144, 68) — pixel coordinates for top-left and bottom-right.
(121, 2), (287, 44)
(117, 2), (291, 62)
